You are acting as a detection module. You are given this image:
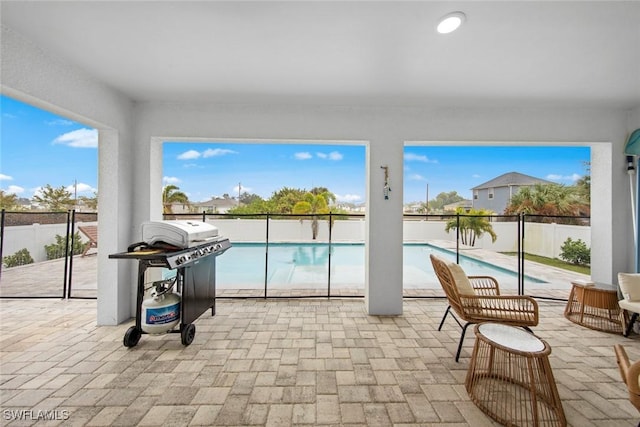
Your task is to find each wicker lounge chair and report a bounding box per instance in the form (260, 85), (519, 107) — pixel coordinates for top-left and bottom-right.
(618, 273), (640, 337)
(430, 254), (539, 362)
(78, 225), (98, 257)
(614, 344), (640, 423)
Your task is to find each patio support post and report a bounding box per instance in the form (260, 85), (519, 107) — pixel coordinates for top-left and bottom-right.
(365, 140), (403, 315)
(97, 129), (134, 325)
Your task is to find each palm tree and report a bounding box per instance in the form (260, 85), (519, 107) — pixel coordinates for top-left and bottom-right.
(445, 208), (497, 246)
(162, 185), (189, 214)
(504, 183), (589, 223)
(292, 191), (331, 239)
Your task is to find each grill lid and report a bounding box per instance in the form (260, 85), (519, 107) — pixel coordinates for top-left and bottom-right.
(141, 220), (220, 249)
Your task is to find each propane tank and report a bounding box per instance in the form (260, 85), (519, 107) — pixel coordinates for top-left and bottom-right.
(141, 280), (181, 334)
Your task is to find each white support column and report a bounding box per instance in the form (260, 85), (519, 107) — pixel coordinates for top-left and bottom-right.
(97, 129), (133, 325)
(365, 140), (404, 315)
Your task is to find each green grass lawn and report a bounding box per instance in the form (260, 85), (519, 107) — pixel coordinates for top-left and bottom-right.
(501, 252), (590, 275)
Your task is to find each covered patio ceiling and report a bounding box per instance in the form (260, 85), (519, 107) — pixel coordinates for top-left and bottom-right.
(2, 1), (639, 109)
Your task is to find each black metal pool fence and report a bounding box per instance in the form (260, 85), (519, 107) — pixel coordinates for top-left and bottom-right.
(0, 209), (589, 300)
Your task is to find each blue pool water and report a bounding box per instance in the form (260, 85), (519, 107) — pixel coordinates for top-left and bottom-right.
(216, 242), (543, 290)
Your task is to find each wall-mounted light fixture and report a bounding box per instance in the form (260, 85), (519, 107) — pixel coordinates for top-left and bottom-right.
(437, 11), (466, 34)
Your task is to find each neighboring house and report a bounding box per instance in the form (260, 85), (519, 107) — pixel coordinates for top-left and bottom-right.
(404, 203), (424, 213)
(443, 199), (473, 213)
(166, 202), (192, 214)
(471, 172), (553, 214)
(193, 197), (238, 214)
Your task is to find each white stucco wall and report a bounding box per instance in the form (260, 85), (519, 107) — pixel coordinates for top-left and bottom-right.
(1, 26), (136, 325)
(2, 23), (636, 324)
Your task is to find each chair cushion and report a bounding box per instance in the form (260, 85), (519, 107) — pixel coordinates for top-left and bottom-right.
(618, 273), (640, 302)
(447, 261), (475, 296)
(619, 298), (640, 313)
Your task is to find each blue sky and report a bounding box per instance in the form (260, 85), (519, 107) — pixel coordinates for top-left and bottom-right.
(2, 94), (590, 205)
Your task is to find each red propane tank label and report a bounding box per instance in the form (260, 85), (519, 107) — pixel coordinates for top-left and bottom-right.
(145, 303), (180, 325)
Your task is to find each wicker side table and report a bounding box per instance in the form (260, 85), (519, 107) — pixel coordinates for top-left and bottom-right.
(466, 323), (566, 427)
(564, 281), (622, 334)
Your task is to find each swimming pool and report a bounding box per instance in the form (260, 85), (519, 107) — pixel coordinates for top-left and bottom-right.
(216, 242), (544, 291)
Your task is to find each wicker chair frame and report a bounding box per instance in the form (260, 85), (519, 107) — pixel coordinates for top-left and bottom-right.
(614, 344), (640, 424)
(430, 254), (539, 362)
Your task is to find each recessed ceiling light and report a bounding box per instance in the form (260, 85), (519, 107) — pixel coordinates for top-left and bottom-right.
(437, 11), (466, 34)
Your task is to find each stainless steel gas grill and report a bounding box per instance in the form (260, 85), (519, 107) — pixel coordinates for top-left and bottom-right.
(109, 220), (231, 347)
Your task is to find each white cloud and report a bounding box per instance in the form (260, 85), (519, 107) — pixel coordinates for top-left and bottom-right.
(178, 150), (201, 160)
(233, 184), (252, 193)
(5, 185), (24, 195)
(178, 148), (238, 160)
(52, 128), (98, 148)
(65, 182), (96, 194)
(46, 119), (74, 126)
(404, 153), (436, 163)
(316, 151), (343, 161)
(295, 152), (313, 160)
(408, 174), (426, 181)
(328, 151), (343, 161)
(335, 193), (362, 202)
(203, 148), (238, 158)
(163, 176), (181, 184)
(0, 174), (13, 181)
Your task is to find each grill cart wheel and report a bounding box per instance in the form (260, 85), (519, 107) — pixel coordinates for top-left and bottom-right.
(123, 326), (141, 348)
(181, 323), (196, 345)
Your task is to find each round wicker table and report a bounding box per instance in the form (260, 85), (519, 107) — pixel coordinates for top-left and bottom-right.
(465, 323), (566, 427)
(564, 281), (622, 334)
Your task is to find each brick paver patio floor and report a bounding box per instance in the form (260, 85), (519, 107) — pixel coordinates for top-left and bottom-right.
(0, 297), (638, 426)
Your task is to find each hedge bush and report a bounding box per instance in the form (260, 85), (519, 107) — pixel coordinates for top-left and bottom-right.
(559, 237), (590, 266)
(3, 248), (34, 268)
(45, 233), (87, 260)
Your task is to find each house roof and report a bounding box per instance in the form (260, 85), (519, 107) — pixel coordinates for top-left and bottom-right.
(193, 198), (238, 208)
(471, 172), (554, 190)
(444, 200), (473, 210)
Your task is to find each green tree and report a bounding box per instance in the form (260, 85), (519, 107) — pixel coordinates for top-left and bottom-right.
(78, 192), (98, 211)
(162, 185), (189, 214)
(445, 208), (497, 246)
(269, 187), (308, 213)
(310, 187), (336, 205)
(239, 192), (263, 205)
(430, 191), (464, 211)
(227, 198), (274, 217)
(292, 191), (331, 239)
(504, 183), (589, 223)
(33, 184), (74, 211)
(0, 190), (19, 210)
